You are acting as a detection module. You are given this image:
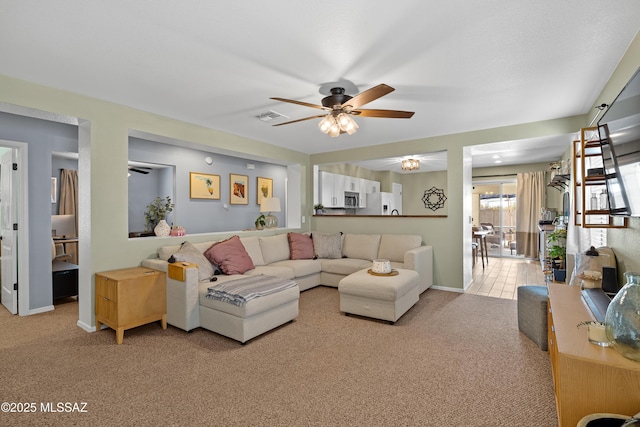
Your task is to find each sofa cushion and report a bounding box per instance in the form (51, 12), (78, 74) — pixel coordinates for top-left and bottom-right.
(312, 232), (343, 259)
(244, 265), (295, 280)
(240, 236), (266, 266)
(342, 234), (381, 261)
(158, 240), (217, 261)
(158, 243), (183, 261)
(288, 232), (315, 260)
(170, 241), (216, 281)
(259, 234), (291, 264)
(204, 235), (255, 275)
(378, 234), (422, 262)
(270, 259), (322, 277)
(321, 258), (371, 276)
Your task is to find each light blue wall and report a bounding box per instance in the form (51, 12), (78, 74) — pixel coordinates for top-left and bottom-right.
(128, 137), (288, 233)
(0, 112), (78, 310)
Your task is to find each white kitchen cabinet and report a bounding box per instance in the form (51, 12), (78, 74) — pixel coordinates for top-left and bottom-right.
(319, 171), (345, 208)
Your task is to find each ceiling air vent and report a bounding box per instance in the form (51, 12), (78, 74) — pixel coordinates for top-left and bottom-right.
(255, 110), (288, 123)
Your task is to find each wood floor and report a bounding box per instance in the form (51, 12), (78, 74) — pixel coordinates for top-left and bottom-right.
(466, 256), (547, 300)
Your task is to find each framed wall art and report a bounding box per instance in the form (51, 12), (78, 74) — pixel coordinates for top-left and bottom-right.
(256, 177), (273, 206)
(230, 173), (249, 205)
(189, 172), (220, 199)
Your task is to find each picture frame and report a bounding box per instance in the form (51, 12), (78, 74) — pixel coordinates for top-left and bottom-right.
(229, 173), (249, 205)
(256, 177), (273, 206)
(189, 172), (220, 199)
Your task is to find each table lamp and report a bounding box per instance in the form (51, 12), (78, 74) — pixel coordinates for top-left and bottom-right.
(260, 197), (281, 228)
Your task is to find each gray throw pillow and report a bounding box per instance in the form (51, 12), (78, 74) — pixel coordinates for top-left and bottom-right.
(171, 241), (216, 281)
(312, 232), (343, 259)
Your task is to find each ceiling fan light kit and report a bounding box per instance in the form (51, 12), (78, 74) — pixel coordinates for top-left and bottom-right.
(271, 83), (414, 137)
(401, 158), (420, 171)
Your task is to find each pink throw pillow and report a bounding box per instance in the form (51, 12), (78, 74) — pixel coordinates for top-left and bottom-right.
(288, 232), (314, 260)
(204, 235), (255, 275)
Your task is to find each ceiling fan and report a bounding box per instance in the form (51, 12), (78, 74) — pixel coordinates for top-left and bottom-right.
(128, 166), (151, 175)
(270, 84), (414, 137)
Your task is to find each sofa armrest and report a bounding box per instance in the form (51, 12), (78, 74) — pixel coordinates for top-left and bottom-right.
(142, 259), (200, 331)
(404, 246), (433, 294)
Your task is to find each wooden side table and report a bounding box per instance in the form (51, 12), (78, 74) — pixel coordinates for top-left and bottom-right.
(95, 267), (166, 344)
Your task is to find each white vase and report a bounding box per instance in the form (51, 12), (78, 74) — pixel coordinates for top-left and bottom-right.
(154, 219), (171, 237)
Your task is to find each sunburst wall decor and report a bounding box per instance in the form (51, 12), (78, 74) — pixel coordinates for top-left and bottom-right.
(422, 187), (447, 211)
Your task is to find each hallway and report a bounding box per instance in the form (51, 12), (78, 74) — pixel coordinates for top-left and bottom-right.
(466, 257), (546, 300)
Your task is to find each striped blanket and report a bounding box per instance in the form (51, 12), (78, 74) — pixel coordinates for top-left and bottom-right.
(206, 275), (297, 307)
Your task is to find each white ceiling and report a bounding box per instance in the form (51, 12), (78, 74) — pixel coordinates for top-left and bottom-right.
(2, 1), (640, 170)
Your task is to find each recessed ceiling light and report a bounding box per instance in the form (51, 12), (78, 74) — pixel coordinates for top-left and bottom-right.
(494, 160), (502, 164)
(492, 155), (501, 159)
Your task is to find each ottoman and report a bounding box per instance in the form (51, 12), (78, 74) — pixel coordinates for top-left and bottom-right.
(338, 268), (419, 324)
(517, 285), (549, 351)
(200, 276), (300, 344)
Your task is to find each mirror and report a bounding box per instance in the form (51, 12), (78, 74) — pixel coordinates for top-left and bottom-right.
(314, 151), (448, 216)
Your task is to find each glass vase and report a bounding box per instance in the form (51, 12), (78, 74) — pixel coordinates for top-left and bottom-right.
(604, 272), (640, 361)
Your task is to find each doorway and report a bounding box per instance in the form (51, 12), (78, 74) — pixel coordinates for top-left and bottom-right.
(473, 181), (519, 258)
(0, 140), (29, 315)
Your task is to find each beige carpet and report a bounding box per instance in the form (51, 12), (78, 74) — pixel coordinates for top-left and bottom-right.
(0, 287), (557, 426)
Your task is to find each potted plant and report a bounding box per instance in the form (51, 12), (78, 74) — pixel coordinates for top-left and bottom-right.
(144, 196), (175, 232)
(314, 203), (324, 215)
(255, 214), (266, 230)
(547, 228), (567, 282)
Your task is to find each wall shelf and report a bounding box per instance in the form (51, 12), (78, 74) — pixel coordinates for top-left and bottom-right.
(548, 173), (570, 191)
(572, 127), (627, 229)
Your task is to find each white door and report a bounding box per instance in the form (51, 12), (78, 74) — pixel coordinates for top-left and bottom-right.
(1, 149), (18, 314)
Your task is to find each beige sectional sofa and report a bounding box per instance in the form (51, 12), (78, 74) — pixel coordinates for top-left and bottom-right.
(141, 233), (433, 342)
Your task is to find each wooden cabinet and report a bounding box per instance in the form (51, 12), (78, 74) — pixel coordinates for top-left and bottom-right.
(573, 127), (627, 228)
(547, 284), (640, 426)
(95, 267), (166, 344)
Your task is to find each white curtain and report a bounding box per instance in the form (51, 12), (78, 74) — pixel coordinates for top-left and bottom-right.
(516, 171), (545, 258)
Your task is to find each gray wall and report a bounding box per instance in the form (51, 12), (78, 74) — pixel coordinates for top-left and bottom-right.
(0, 112), (78, 310)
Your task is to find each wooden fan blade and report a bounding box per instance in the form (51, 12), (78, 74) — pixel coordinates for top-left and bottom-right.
(128, 167), (150, 174)
(352, 109), (415, 118)
(272, 114), (327, 126)
(342, 84), (395, 109)
(270, 97), (328, 111)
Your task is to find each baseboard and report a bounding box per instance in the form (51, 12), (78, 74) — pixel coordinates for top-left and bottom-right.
(430, 285), (464, 293)
(77, 320), (96, 333)
(28, 305), (54, 315)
